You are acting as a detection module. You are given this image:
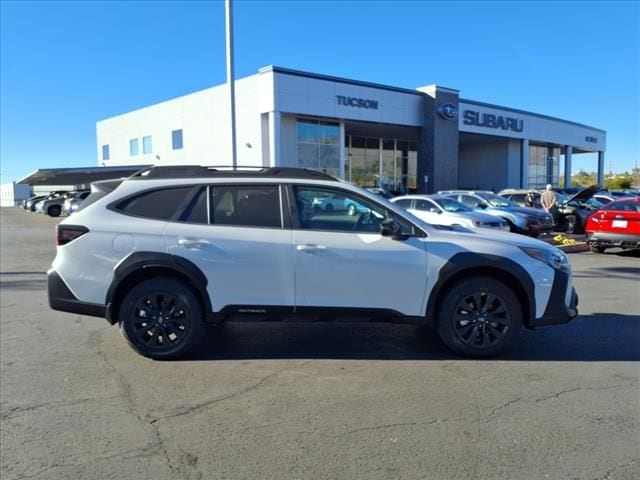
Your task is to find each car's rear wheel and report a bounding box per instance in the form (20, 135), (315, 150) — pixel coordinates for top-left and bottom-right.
(47, 205), (61, 217)
(589, 244), (606, 253)
(436, 277), (522, 358)
(119, 277), (204, 360)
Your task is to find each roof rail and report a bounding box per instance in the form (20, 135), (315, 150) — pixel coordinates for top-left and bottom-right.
(129, 165), (338, 181)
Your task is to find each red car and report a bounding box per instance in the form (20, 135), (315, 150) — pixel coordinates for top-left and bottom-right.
(585, 197), (640, 253)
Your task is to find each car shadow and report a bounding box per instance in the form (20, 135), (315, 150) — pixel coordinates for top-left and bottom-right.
(185, 313), (640, 362)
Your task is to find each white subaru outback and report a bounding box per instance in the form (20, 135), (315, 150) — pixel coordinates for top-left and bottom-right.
(48, 166), (578, 359)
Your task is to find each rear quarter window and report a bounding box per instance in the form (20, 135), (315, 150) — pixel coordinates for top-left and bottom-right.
(114, 187), (195, 220)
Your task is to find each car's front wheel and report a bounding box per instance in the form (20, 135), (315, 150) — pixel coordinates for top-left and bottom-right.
(119, 277), (205, 359)
(436, 277), (522, 357)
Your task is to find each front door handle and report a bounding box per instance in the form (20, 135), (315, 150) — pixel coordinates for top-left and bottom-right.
(178, 238), (210, 248)
(296, 244), (327, 252)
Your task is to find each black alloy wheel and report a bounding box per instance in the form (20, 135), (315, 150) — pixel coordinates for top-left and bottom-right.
(437, 277), (522, 357)
(119, 277), (204, 359)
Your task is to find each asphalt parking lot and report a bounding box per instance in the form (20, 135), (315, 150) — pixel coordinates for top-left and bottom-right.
(1, 207), (639, 480)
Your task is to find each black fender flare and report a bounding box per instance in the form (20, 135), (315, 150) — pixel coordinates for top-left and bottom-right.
(105, 251), (213, 324)
(425, 252), (536, 327)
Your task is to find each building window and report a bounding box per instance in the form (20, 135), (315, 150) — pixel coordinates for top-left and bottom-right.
(296, 120), (340, 178)
(528, 145), (559, 188)
(172, 129), (183, 150)
(102, 145), (110, 161)
(130, 138), (139, 156)
(142, 136), (153, 154)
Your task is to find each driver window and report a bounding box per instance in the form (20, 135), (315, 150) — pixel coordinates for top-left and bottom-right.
(294, 186), (389, 233)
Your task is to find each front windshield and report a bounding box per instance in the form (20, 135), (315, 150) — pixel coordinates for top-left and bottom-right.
(433, 197), (472, 213)
(477, 192), (516, 208)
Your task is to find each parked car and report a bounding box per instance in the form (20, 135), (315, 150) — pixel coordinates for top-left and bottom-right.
(38, 191), (88, 217)
(500, 185), (600, 234)
(63, 191), (91, 215)
(438, 190), (554, 237)
(23, 195), (47, 211)
(312, 192), (370, 215)
(366, 188), (395, 199)
(391, 195), (509, 231)
(48, 166), (577, 360)
(29, 191), (69, 213)
(593, 194), (615, 205)
(585, 197), (640, 253)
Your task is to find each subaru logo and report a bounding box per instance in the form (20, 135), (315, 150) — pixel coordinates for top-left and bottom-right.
(438, 103), (458, 120)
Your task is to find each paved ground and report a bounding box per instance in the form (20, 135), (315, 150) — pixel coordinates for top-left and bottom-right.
(1, 207), (639, 480)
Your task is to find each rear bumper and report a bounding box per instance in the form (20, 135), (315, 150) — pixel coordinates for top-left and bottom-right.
(48, 269), (106, 318)
(587, 232), (640, 249)
(535, 269), (578, 326)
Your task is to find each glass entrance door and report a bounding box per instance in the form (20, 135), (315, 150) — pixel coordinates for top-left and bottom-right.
(345, 136), (417, 194)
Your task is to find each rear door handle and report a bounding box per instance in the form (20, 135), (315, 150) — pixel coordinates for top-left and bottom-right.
(296, 244), (327, 252)
(178, 238), (210, 248)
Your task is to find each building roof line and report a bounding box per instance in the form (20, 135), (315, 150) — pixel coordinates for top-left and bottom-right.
(459, 98), (606, 134)
(259, 65), (426, 97)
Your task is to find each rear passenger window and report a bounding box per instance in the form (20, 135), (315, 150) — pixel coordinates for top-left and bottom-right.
(115, 187), (194, 220)
(210, 185), (281, 228)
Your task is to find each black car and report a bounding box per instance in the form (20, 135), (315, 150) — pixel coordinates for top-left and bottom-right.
(500, 185), (600, 234)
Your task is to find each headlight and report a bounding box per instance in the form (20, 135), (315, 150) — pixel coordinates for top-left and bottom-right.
(520, 247), (570, 271)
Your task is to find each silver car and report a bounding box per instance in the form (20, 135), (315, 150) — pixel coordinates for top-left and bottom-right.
(391, 195), (509, 231)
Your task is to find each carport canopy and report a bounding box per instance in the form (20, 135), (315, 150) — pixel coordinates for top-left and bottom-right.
(17, 165), (152, 186)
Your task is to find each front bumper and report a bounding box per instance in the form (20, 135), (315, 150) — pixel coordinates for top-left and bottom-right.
(48, 269), (106, 318)
(535, 268), (579, 326)
(587, 232), (640, 249)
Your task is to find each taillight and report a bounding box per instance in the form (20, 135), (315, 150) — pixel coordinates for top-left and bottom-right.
(56, 225), (89, 246)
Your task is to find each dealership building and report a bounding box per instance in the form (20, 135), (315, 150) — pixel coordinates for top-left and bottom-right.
(97, 66), (607, 193)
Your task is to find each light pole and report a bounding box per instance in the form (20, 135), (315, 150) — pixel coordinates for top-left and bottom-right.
(225, 0), (237, 168)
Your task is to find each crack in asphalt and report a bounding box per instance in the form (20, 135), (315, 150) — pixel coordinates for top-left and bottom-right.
(1, 395), (121, 421)
(485, 397), (522, 418)
(86, 330), (314, 480)
(10, 442), (162, 480)
(534, 383), (631, 403)
(596, 457), (640, 480)
(329, 418), (450, 438)
(148, 359), (314, 425)
(87, 331), (179, 477)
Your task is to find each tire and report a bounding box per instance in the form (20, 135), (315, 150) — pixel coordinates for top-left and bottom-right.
(589, 245), (605, 254)
(565, 215), (576, 234)
(119, 277), (205, 360)
(47, 205), (61, 217)
(436, 277), (522, 358)
(347, 204), (357, 216)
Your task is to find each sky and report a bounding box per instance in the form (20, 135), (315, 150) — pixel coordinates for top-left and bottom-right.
(1, 0), (639, 183)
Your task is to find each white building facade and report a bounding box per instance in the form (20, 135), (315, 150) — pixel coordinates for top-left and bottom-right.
(0, 182), (32, 207)
(96, 66), (606, 193)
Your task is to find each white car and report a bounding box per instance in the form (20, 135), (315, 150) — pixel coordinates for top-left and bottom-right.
(392, 195), (509, 231)
(48, 166), (577, 360)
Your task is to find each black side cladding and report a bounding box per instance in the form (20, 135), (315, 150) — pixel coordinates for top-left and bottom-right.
(425, 252), (536, 326)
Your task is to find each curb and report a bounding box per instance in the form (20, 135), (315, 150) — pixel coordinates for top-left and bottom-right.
(556, 242), (590, 254)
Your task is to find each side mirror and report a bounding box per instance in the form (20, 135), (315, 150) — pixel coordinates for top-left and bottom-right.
(380, 218), (407, 240)
(478, 202), (488, 209)
(429, 207), (441, 214)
